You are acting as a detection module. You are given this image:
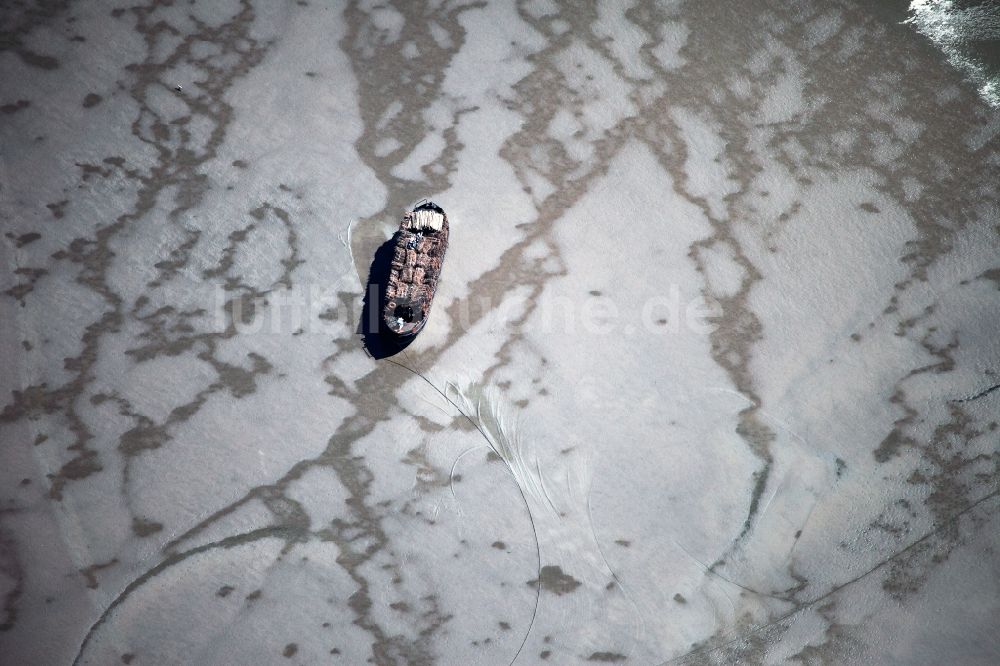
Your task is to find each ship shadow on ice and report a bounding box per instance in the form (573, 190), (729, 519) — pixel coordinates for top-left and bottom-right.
(359, 231), (416, 359)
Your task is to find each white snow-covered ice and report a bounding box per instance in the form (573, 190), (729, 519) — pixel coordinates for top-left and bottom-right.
(1, 1), (998, 664)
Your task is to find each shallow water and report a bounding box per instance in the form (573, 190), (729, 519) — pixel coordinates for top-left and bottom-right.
(1, 1), (999, 664)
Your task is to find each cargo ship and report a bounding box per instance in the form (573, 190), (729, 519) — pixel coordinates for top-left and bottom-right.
(382, 201), (449, 336)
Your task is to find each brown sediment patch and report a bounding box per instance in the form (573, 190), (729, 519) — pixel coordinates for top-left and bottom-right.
(80, 558), (119, 589)
(528, 565), (581, 595)
(45, 200), (68, 219)
(17, 50), (59, 69)
(1, 100), (30, 114)
(0, 527), (24, 632)
(6, 232), (42, 247)
(4, 268), (48, 305)
(976, 268), (1000, 289)
(132, 518), (163, 537)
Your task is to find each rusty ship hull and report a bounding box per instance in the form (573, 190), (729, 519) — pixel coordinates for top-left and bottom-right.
(382, 202), (449, 337)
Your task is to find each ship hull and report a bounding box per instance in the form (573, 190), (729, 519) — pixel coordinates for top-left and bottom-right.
(382, 202), (449, 337)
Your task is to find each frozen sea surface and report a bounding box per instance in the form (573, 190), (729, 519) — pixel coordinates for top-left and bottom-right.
(1, 1), (998, 664)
